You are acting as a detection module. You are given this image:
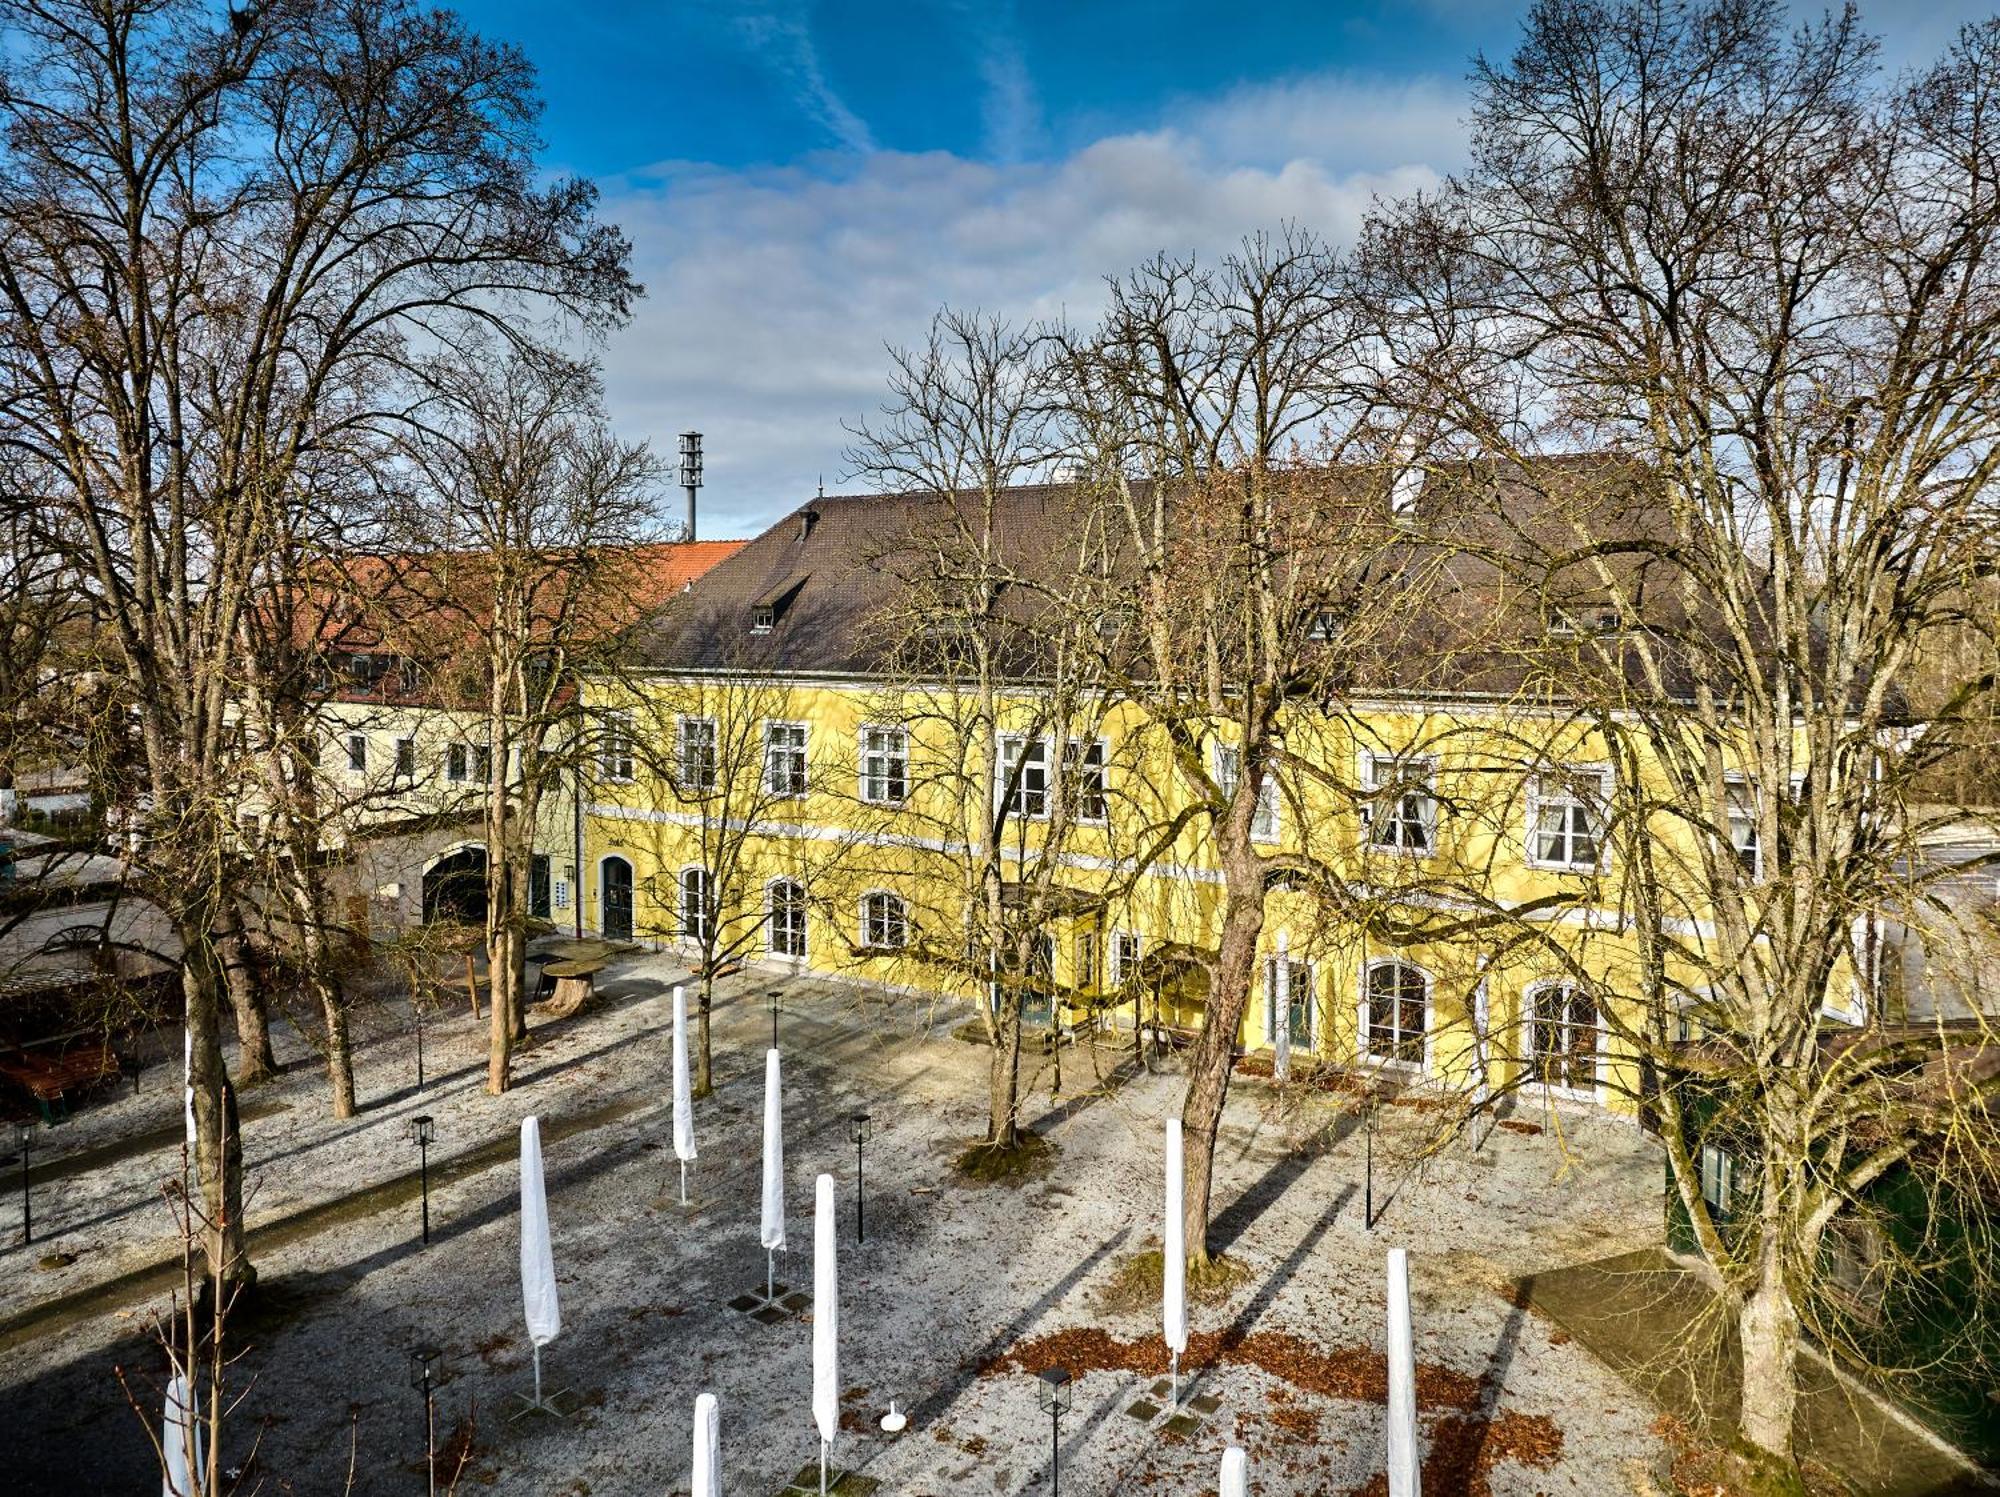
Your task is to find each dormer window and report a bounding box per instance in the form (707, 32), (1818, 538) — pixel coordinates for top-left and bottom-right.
(751, 605), (774, 634)
(1307, 611), (1340, 642)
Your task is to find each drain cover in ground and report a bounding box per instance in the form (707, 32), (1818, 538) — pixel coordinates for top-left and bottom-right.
(780, 1291), (811, 1311)
(1124, 1399), (1160, 1421)
(1149, 1378), (1172, 1398)
(1190, 1393), (1222, 1415)
(1163, 1414), (1202, 1437)
(750, 1305), (789, 1325)
(728, 1294), (760, 1312)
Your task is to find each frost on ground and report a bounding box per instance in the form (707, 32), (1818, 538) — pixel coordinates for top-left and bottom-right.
(0, 951), (1670, 1494)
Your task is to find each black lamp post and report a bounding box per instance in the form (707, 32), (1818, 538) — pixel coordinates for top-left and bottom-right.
(413, 991), (427, 1092)
(1037, 1366), (1073, 1497)
(849, 1112), (872, 1244)
(408, 1344), (443, 1497)
(1363, 1094), (1379, 1230)
(768, 988), (781, 1050)
(408, 1114), (436, 1246)
(14, 1120), (32, 1246)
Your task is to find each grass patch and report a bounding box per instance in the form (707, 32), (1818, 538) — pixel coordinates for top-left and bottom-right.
(950, 1130), (1057, 1186)
(1097, 1248), (1251, 1314)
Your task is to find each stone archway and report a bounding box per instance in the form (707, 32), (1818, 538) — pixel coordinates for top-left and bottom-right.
(422, 844), (488, 925)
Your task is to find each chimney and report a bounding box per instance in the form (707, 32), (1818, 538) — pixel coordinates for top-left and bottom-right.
(678, 431), (703, 541)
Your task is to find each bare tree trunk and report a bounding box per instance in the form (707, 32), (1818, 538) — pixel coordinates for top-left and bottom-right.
(301, 927), (355, 1119)
(1739, 1249), (1800, 1465)
(215, 903), (275, 1084)
(1180, 865), (1264, 1267)
(987, 998), (1024, 1149)
(695, 972), (714, 1097)
(181, 938), (251, 1291)
(486, 940), (511, 1094)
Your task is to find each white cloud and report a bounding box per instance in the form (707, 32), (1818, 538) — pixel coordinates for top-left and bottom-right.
(726, 4), (876, 154)
(595, 74), (1466, 537)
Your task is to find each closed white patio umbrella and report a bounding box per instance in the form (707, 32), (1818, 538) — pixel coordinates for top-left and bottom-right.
(1220, 1444), (1249, 1497)
(1387, 1246), (1420, 1496)
(760, 1047), (785, 1302)
(162, 1372), (201, 1497)
(1164, 1117), (1188, 1405)
(813, 1172), (839, 1496)
(517, 1114), (565, 1416)
(691, 1391), (720, 1497)
(672, 985), (696, 1205)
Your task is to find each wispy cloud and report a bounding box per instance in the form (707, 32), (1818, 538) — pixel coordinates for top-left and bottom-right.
(948, 0), (1041, 162)
(728, 4), (875, 153)
(599, 70), (1465, 536)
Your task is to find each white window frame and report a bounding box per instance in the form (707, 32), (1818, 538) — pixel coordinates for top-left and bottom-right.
(446, 742), (469, 783)
(1264, 956), (1314, 1051)
(764, 720), (809, 798)
(1524, 980), (1602, 1101)
(678, 865), (712, 944)
(346, 733), (367, 774)
(999, 734), (1049, 820)
(1214, 743), (1280, 844)
(1700, 1142), (1735, 1217)
(859, 889), (908, 951)
(1063, 737), (1108, 823)
(1726, 774), (1761, 879)
(393, 736), (415, 782)
(1360, 958), (1429, 1071)
(766, 877), (808, 960)
(1361, 752), (1437, 855)
(1525, 765), (1610, 872)
(1074, 930), (1097, 992)
(859, 724), (909, 806)
(1109, 930), (1142, 989)
(601, 713), (637, 784)
(677, 714), (719, 794)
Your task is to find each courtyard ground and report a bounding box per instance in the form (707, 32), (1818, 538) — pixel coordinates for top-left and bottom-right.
(0, 949), (1964, 1495)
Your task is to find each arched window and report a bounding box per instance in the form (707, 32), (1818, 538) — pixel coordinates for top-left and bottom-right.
(861, 890), (908, 950)
(1365, 960), (1428, 1065)
(1528, 983), (1599, 1093)
(768, 878), (808, 959)
(678, 866), (711, 943)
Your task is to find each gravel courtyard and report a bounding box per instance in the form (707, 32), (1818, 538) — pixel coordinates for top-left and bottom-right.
(0, 951), (1673, 1494)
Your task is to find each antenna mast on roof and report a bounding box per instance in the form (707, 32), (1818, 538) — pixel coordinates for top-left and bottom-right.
(679, 431), (703, 541)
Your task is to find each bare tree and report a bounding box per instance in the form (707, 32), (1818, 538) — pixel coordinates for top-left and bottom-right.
(391, 345), (663, 1095)
(846, 311), (1135, 1153)
(1357, 1), (2000, 1474)
(0, 0), (636, 1280)
(1060, 232), (1438, 1264)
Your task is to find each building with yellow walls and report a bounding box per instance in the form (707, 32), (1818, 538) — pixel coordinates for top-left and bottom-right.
(551, 476), (1794, 1121)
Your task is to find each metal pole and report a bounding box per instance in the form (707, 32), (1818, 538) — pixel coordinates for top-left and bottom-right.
(766, 1246), (775, 1304)
(415, 999), (425, 1092)
(819, 1438), (828, 1496)
(424, 1379), (437, 1497)
(679, 1159), (688, 1207)
(1051, 1401), (1061, 1497)
(1364, 1102), (1374, 1230)
(419, 1139), (431, 1247)
(855, 1132), (865, 1245)
(18, 1131), (28, 1246)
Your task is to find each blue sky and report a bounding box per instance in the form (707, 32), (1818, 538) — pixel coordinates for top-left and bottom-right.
(460, 1), (1993, 537)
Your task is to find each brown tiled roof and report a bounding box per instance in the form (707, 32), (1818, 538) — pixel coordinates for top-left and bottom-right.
(631, 458), (1748, 704)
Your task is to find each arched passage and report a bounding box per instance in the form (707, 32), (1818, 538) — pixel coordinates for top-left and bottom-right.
(422, 844), (487, 925)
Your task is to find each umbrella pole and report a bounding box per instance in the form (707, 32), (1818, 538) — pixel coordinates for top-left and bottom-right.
(766, 1247), (775, 1304)
(533, 1344), (543, 1409)
(1170, 1350), (1179, 1408)
(680, 1159), (688, 1207)
(820, 1438), (828, 1496)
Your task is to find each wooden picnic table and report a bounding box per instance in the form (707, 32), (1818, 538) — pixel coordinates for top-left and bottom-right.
(0, 1041), (114, 1122)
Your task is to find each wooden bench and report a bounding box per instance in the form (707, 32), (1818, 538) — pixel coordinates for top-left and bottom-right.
(0, 1041), (115, 1122)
